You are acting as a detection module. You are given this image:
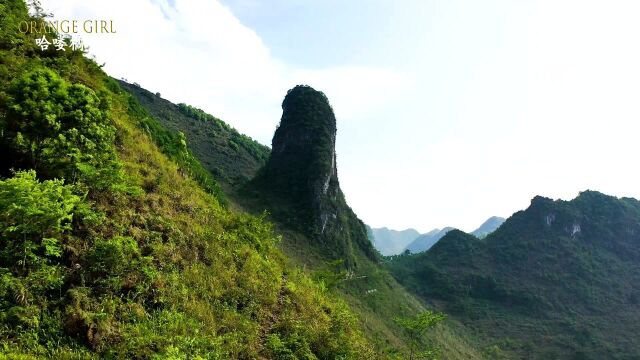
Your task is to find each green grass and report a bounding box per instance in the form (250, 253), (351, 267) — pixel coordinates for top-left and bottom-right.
(120, 81), (269, 191)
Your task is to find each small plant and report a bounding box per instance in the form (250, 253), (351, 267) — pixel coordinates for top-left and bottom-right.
(394, 310), (446, 360)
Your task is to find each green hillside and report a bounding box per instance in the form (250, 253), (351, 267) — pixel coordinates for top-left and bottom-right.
(0, 2), (382, 358)
(123, 81), (485, 360)
(120, 81), (269, 191)
(0, 1), (490, 359)
(12, 2), (639, 359)
(388, 192), (640, 359)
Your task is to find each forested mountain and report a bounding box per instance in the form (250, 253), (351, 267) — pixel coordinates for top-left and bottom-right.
(2, 1), (639, 359)
(126, 81), (483, 359)
(388, 192), (640, 359)
(0, 3), (382, 358)
(397, 217), (504, 255)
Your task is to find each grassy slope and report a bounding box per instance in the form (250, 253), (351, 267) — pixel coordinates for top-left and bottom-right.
(124, 77), (485, 360)
(0, 2), (379, 358)
(388, 193), (640, 359)
(120, 81), (269, 192)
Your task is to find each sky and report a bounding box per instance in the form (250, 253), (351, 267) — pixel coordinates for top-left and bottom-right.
(40, 0), (640, 233)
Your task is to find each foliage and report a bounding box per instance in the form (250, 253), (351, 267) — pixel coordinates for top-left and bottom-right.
(312, 259), (347, 291)
(0, 170), (84, 271)
(1, 66), (121, 189)
(0, 170), (94, 355)
(394, 311), (446, 360)
(121, 81), (269, 189)
(389, 192), (640, 359)
(124, 93), (226, 203)
(176, 102), (269, 163)
(0, 2), (379, 358)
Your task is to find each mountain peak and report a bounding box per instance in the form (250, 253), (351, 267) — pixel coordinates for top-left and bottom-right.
(530, 195), (553, 206)
(257, 85), (376, 266)
(264, 85), (338, 206)
(471, 216), (505, 238)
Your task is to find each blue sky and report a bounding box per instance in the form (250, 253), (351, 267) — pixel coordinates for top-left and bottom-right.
(42, 0), (640, 232)
(218, 0), (429, 68)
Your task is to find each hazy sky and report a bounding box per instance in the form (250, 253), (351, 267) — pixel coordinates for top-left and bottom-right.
(41, 0), (640, 233)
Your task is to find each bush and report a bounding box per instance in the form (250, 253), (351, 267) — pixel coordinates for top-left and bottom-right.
(2, 67), (120, 188)
(0, 170), (82, 273)
(0, 170), (91, 338)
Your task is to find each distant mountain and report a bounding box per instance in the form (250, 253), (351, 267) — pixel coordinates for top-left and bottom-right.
(403, 227), (455, 254)
(388, 191), (640, 359)
(400, 216), (505, 254)
(471, 216), (505, 238)
(367, 226), (420, 256)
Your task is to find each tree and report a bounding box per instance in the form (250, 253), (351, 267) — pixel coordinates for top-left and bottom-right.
(0, 170), (91, 321)
(2, 67), (119, 187)
(394, 310), (446, 360)
(312, 259), (347, 291)
(0, 170), (82, 272)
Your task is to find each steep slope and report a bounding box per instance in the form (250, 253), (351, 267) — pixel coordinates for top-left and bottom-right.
(367, 226), (420, 256)
(404, 227), (455, 253)
(0, 3), (377, 358)
(389, 191), (640, 359)
(119, 81), (269, 190)
(471, 216), (505, 238)
(126, 84), (486, 358)
(238, 86), (484, 359)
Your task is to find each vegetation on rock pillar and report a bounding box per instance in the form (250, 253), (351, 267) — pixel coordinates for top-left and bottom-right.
(255, 85), (378, 268)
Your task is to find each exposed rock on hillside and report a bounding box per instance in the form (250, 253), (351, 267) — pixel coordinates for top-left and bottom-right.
(258, 85), (377, 266)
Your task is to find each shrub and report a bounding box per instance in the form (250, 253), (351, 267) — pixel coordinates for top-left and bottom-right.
(0, 170), (82, 273)
(2, 67), (120, 188)
(0, 170), (91, 338)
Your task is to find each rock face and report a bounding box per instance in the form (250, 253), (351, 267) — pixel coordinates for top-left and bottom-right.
(261, 85), (377, 266)
(264, 85), (339, 227)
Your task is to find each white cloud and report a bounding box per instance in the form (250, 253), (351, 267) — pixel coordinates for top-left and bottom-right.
(40, 0), (411, 145)
(38, 0), (640, 234)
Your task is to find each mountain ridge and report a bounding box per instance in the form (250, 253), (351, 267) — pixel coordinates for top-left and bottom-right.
(403, 227), (455, 254)
(388, 190), (640, 359)
(369, 216), (505, 256)
(367, 226), (420, 256)
(471, 216), (505, 238)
